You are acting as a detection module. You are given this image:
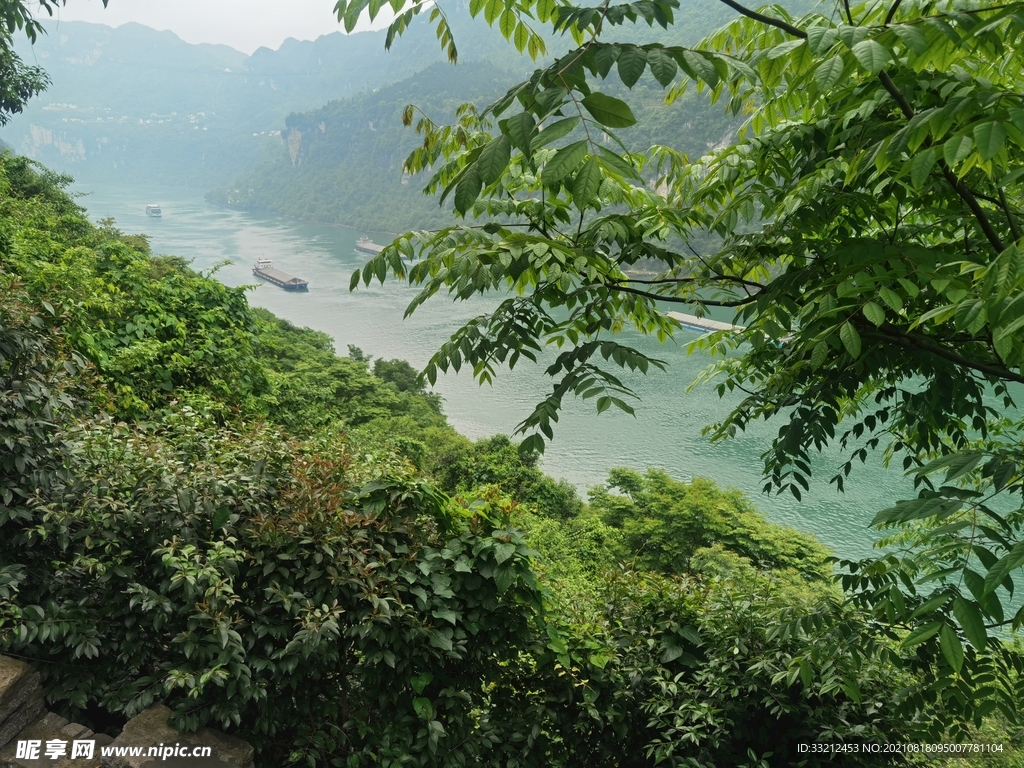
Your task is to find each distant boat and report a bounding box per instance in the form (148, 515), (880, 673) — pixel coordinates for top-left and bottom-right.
(355, 236), (384, 255)
(252, 258), (309, 291)
(145, 204), (162, 217)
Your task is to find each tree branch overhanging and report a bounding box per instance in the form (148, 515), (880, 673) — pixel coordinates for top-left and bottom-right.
(876, 70), (1006, 253)
(862, 324), (1024, 384)
(713, 0), (807, 38)
(606, 281), (762, 307)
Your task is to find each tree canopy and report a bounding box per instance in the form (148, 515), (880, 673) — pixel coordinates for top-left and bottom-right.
(344, 0), (1024, 735)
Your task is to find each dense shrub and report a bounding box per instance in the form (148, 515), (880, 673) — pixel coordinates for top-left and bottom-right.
(590, 468), (832, 579)
(3, 411), (546, 765)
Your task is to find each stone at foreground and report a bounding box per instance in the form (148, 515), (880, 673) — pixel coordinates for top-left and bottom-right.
(0, 658), (44, 749)
(0, 711), (105, 768)
(102, 706), (253, 768)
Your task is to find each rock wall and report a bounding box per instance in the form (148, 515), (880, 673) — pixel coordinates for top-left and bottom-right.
(0, 657), (253, 768)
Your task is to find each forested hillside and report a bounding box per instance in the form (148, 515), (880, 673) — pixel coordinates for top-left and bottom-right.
(4, 150), (1017, 766)
(208, 61), (738, 231)
(0, 5), (527, 186)
(208, 0), (754, 231)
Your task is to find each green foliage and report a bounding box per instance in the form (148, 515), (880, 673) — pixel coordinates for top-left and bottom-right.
(4, 411), (547, 766)
(1, 159), (267, 418)
(253, 309), (444, 433)
(590, 468), (833, 578)
(0, 1), (104, 126)
(349, 0), (1024, 738)
(0, 31), (48, 126)
(427, 433), (584, 520)
(3, 136), (1019, 762)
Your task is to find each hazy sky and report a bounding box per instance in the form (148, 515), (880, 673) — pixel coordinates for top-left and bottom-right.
(46, 0), (389, 54)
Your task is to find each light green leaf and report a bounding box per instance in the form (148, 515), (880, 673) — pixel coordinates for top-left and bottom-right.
(893, 24), (928, 54)
(499, 9), (516, 39)
(514, 21), (528, 53)
(484, 0), (501, 24)
(806, 25), (838, 55)
(973, 121), (1007, 161)
(543, 140), (588, 184)
(850, 39), (890, 74)
(839, 322), (862, 358)
(766, 39), (805, 60)
(939, 623), (964, 673)
(943, 134), (973, 167)
(813, 57), (845, 91)
(862, 301), (885, 327)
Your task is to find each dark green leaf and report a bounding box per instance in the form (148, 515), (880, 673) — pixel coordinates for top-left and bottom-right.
(478, 136), (512, 185)
(454, 165), (483, 214)
(531, 117), (579, 151)
(939, 623), (964, 673)
(543, 140), (589, 184)
(580, 93), (637, 128)
(616, 46), (647, 87)
(952, 597), (987, 651)
(572, 158), (602, 210)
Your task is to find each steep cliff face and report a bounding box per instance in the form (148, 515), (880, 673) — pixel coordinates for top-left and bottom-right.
(207, 61), (515, 232)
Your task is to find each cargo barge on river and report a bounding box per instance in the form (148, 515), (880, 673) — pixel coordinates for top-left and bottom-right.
(355, 236), (384, 255)
(252, 259), (309, 291)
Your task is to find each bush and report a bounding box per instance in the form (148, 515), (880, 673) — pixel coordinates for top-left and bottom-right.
(3, 410), (546, 766)
(590, 468), (832, 579)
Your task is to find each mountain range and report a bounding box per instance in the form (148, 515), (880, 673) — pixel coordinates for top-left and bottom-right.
(0, 0), (810, 228)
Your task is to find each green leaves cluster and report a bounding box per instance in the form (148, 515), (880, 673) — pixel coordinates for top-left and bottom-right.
(348, 0), (1024, 741)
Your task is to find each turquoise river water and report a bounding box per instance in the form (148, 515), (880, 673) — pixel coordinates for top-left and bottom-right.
(71, 181), (918, 561)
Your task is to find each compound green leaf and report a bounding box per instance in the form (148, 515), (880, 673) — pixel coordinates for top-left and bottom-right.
(908, 147), (937, 188)
(646, 48), (678, 86)
(454, 166), (482, 214)
(617, 46), (647, 87)
(531, 117), (578, 151)
(952, 597), (987, 651)
(943, 134), (973, 167)
(862, 301), (885, 326)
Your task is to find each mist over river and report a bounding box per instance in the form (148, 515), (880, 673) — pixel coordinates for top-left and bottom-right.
(72, 181), (915, 560)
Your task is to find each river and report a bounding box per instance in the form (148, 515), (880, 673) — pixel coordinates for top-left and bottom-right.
(70, 181), (915, 560)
